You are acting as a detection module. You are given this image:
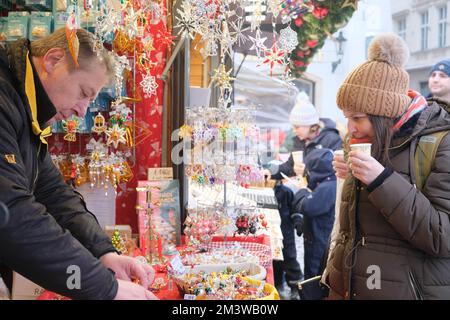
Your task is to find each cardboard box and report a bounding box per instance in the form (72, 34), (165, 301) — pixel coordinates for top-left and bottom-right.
(11, 272), (44, 300)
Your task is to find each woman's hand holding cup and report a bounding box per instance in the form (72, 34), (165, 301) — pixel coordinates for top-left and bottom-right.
(333, 150), (348, 179)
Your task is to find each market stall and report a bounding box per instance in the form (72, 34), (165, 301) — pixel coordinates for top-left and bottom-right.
(0, 0), (357, 301)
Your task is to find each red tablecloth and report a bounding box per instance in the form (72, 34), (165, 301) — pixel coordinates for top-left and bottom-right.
(155, 234), (274, 300)
(38, 235), (274, 300)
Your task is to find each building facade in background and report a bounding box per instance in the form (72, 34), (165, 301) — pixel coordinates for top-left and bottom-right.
(392, 0), (450, 96)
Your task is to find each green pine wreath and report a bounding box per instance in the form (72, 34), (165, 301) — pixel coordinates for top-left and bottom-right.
(289, 0), (359, 77)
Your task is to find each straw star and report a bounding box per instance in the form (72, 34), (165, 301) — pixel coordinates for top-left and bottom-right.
(211, 64), (235, 91)
(248, 30), (267, 58)
(262, 44), (286, 76)
(106, 124), (127, 149)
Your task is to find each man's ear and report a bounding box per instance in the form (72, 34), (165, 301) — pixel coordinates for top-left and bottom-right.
(42, 48), (65, 74)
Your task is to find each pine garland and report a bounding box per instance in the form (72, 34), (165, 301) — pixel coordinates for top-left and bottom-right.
(289, 0), (358, 77)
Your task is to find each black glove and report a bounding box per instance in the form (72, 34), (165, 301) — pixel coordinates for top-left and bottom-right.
(291, 213), (304, 237)
(295, 219), (304, 237)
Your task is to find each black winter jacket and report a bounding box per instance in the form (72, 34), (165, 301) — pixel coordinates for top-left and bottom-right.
(0, 39), (118, 299)
(291, 148), (336, 279)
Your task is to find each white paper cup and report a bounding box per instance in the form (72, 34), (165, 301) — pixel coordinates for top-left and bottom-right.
(292, 151), (304, 164)
(350, 143), (371, 156)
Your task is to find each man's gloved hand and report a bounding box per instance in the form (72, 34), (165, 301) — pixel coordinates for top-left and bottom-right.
(294, 219), (303, 237)
(291, 213), (304, 237)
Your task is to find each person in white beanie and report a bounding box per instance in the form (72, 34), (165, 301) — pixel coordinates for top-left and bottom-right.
(269, 93), (342, 180)
(265, 92), (342, 300)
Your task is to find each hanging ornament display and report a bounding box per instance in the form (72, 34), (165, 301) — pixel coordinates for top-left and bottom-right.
(62, 117), (81, 142)
(140, 72), (159, 98)
(248, 30), (267, 59)
(47, 0), (170, 202)
(261, 44), (286, 76)
(92, 113), (107, 134)
(65, 12), (80, 67)
(184, 207), (222, 250)
(106, 124), (127, 149)
(279, 25), (299, 53)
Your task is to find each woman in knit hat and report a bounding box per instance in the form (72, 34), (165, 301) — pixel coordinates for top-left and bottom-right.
(325, 33), (450, 299)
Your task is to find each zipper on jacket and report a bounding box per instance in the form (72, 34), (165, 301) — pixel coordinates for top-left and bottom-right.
(347, 180), (362, 299)
(408, 269), (424, 300)
(32, 142), (41, 191)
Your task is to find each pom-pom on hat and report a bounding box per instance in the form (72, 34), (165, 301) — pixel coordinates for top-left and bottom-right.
(289, 92), (320, 126)
(336, 33), (411, 118)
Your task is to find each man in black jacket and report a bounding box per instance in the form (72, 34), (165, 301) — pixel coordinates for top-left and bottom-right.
(0, 28), (156, 300)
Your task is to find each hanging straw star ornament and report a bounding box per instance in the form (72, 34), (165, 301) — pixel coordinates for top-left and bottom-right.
(229, 18), (250, 47)
(248, 30), (267, 58)
(211, 64), (235, 91)
(219, 21), (235, 58)
(155, 28), (176, 47)
(106, 124), (127, 149)
(175, 2), (198, 39)
(262, 44), (286, 76)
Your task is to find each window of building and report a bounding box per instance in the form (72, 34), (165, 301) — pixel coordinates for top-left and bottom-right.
(438, 5), (447, 48)
(397, 18), (406, 40)
(420, 81), (430, 97)
(421, 10), (429, 50)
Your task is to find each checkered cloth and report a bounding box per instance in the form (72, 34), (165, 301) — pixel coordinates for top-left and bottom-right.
(207, 241), (272, 268)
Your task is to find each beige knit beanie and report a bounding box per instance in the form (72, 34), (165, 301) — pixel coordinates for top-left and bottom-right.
(336, 33), (411, 118)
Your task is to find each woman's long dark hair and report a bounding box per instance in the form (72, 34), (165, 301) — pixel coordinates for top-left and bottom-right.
(368, 115), (395, 166)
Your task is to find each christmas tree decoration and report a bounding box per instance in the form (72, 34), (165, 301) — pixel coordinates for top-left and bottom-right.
(280, 0), (312, 21)
(111, 229), (126, 253)
(267, 0), (282, 18)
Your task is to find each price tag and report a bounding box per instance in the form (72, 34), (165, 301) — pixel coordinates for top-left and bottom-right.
(170, 254), (186, 275)
(258, 281), (265, 291)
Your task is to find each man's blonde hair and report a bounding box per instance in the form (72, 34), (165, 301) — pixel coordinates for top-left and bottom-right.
(30, 27), (115, 83)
